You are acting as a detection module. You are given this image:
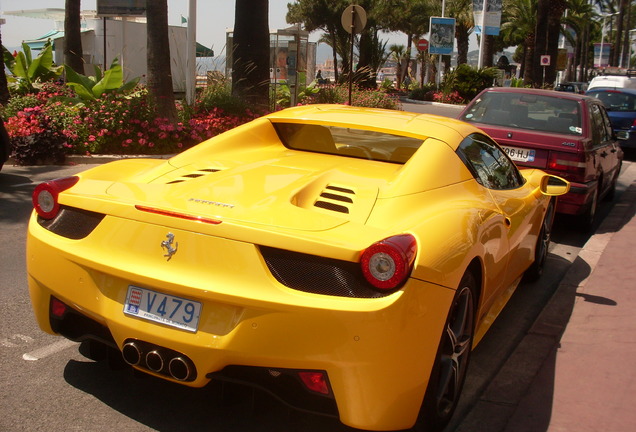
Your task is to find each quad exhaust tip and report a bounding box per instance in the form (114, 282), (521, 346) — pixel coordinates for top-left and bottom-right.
(121, 339), (196, 381)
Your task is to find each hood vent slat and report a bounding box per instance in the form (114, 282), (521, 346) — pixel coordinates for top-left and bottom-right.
(166, 168), (222, 184)
(314, 184), (356, 214)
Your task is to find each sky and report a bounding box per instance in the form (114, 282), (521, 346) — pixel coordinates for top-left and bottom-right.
(0, 0), (317, 55)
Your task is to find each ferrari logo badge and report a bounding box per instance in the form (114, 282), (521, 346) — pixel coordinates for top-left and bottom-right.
(161, 232), (178, 261)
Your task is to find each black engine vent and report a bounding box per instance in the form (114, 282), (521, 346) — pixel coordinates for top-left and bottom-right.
(38, 206), (105, 239)
(313, 185), (355, 214)
(260, 246), (391, 298)
(166, 168), (222, 184)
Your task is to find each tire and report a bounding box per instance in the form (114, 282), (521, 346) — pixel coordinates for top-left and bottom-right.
(579, 185), (599, 232)
(604, 160), (621, 202)
(526, 199), (555, 281)
(415, 271), (477, 432)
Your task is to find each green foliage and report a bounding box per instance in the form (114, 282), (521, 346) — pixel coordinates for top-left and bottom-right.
(2, 41), (63, 94)
(306, 84), (400, 110)
(408, 83), (437, 101)
(273, 80), (320, 108)
(196, 78), (253, 117)
(62, 58), (140, 102)
(441, 64), (497, 103)
(4, 106), (68, 165)
(0, 94), (40, 118)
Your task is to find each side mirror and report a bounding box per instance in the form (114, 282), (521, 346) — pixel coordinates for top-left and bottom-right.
(540, 175), (570, 196)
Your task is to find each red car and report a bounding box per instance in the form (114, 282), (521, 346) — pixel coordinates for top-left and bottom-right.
(460, 88), (623, 230)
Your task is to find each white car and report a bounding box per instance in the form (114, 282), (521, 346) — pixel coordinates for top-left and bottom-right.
(588, 70), (636, 90)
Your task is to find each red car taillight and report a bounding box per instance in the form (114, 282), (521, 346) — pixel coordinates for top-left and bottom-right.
(32, 176), (79, 219)
(547, 151), (586, 180)
(298, 371), (330, 395)
(360, 234), (417, 290)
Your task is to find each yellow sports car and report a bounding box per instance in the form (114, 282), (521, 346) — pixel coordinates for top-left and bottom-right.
(27, 105), (568, 431)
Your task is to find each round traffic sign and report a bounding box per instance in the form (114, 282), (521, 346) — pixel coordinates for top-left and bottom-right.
(417, 38), (429, 51)
(341, 5), (367, 35)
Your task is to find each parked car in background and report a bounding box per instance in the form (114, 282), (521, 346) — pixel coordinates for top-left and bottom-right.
(586, 87), (636, 151)
(555, 82), (587, 94)
(587, 70), (636, 90)
(460, 88), (623, 230)
(26, 104), (568, 432)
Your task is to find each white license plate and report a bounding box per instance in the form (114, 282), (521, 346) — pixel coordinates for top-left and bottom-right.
(124, 286), (201, 332)
(502, 146), (535, 162)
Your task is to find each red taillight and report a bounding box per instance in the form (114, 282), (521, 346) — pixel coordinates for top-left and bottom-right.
(32, 176), (79, 219)
(50, 297), (68, 318)
(360, 234), (417, 290)
(298, 371), (330, 395)
(547, 152), (586, 177)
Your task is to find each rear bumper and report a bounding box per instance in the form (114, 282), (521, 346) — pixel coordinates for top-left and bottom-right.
(26, 213), (455, 431)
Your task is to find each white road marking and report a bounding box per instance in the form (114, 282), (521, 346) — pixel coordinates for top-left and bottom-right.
(23, 339), (78, 361)
(1, 334), (35, 347)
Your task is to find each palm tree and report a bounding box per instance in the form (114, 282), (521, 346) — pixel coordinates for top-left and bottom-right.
(146, 0), (177, 124)
(500, 0), (537, 83)
(388, 44), (406, 89)
(64, 0), (84, 74)
(561, 0), (596, 81)
(232, 0), (269, 109)
(446, 0), (473, 66)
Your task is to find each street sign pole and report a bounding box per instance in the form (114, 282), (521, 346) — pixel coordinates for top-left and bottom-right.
(341, 5), (367, 105)
(349, 8), (355, 105)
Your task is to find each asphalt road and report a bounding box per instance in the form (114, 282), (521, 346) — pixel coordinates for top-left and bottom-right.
(1, 117), (634, 432)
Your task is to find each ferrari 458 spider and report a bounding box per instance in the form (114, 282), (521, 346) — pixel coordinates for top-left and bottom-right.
(27, 105), (568, 431)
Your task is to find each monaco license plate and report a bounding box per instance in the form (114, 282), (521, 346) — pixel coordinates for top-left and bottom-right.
(502, 145), (535, 163)
(124, 286), (201, 332)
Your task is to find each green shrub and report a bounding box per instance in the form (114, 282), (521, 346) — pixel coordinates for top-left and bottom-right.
(307, 85), (400, 110)
(5, 106), (68, 165)
(196, 79), (253, 117)
(441, 64), (497, 103)
(408, 84), (437, 101)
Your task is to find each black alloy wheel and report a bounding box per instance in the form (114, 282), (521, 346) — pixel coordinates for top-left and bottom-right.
(526, 199), (555, 281)
(417, 271), (477, 432)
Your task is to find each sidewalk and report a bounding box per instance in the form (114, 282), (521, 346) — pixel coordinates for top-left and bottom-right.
(457, 173), (636, 431)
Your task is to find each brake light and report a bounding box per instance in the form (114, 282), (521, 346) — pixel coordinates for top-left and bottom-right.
(298, 371), (330, 395)
(547, 152), (586, 178)
(32, 176), (79, 219)
(50, 297), (68, 318)
(360, 234), (417, 290)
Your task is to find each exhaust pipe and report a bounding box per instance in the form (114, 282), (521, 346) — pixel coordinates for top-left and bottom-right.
(121, 339), (196, 381)
(146, 350), (165, 372)
(169, 356), (193, 381)
(122, 341), (142, 366)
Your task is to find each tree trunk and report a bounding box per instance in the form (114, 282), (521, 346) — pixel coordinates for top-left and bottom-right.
(532, 0), (549, 87)
(146, 0), (177, 124)
(232, 0), (270, 110)
(456, 24), (469, 66)
(545, 0), (566, 86)
(64, 0), (84, 74)
(523, 33), (536, 86)
(0, 29), (11, 104)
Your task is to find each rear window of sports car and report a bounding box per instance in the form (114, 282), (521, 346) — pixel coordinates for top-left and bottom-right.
(273, 123), (424, 163)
